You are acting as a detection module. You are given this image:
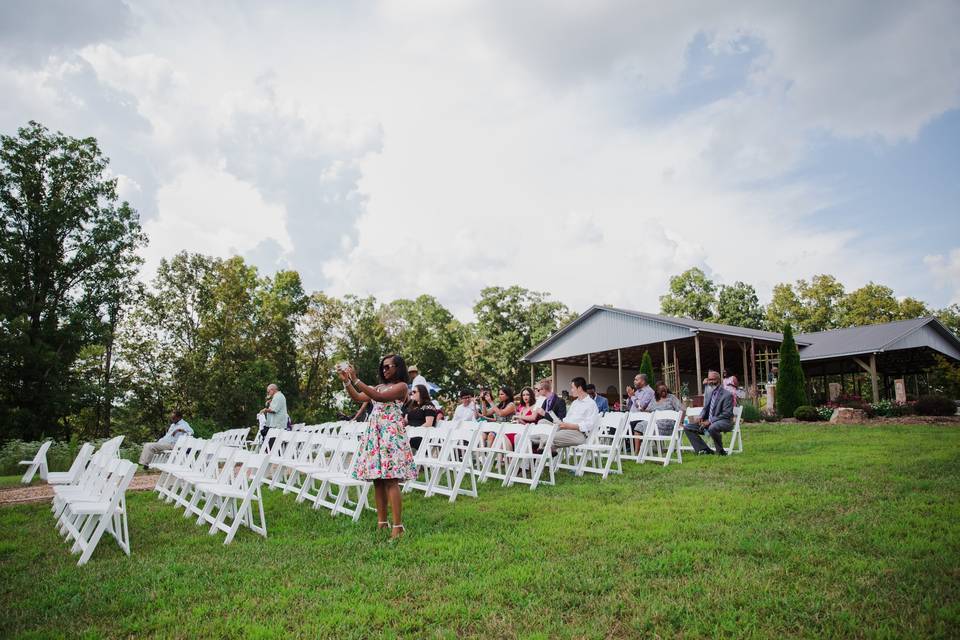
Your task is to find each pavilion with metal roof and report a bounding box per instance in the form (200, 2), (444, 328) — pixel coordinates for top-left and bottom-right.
(522, 307), (960, 404)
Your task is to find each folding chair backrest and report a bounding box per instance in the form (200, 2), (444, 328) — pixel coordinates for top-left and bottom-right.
(63, 443), (95, 479)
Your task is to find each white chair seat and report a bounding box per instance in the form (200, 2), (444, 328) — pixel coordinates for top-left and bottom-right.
(66, 500), (112, 515)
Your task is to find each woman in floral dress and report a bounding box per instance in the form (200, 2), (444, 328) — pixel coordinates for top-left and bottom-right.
(339, 354), (416, 539)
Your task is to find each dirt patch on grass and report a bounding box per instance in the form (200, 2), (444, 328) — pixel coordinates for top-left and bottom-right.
(0, 473), (158, 506)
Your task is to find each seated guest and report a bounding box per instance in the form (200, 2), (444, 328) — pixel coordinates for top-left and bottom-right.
(408, 365), (427, 389)
(585, 383), (609, 413)
(534, 379), (567, 422)
(139, 410), (193, 469)
(480, 386), (516, 445)
(452, 389), (477, 422)
(649, 383), (682, 436)
(629, 373), (655, 427)
(404, 384), (438, 451)
(722, 368), (739, 406)
(498, 386), (540, 452)
(684, 370), (734, 455)
(532, 377), (598, 451)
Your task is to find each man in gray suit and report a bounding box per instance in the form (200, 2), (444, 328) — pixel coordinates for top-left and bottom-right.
(684, 370), (734, 455)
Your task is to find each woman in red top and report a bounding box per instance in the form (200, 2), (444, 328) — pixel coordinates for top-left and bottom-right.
(506, 386), (539, 451)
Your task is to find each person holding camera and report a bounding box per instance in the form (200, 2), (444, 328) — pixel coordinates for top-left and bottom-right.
(338, 355), (416, 539)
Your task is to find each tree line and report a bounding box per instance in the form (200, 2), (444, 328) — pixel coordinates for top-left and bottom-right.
(3, 122), (957, 444)
(659, 267), (959, 335)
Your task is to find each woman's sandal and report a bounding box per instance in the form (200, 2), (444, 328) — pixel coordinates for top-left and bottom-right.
(390, 524), (405, 540)
(377, 521), (389, 530)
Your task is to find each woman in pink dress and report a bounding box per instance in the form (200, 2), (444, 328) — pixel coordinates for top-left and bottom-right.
(339, 354), (416, 540)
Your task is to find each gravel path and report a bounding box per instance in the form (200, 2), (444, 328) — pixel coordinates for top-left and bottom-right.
(0, 474), (158, 506)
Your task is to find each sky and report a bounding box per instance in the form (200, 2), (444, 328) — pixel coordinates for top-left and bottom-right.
(1, 0), (958, 319)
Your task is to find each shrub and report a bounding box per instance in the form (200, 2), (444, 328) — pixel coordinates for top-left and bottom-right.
(761, 411), (782, 422)
(815, 406), (835, 421)
(776, 323), (807, 418)
(794, 405), (820, 422)
(739, 402), (762, 423)
(869, 399), (915, 418)
(640, 350), (655, 385)
(914, 395), (957, 417)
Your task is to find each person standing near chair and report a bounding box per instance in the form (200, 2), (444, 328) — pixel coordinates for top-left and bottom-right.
(339, 355), (416, 539)
(139, 410), (193, 468)
(684, 370), (734, 455)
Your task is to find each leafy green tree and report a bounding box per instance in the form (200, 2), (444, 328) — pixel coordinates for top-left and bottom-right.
(715, 281), (765, 329)
(839, 282), (900, 326)
(334, 294), (390, 388)
(381, 295), (467, 394)
(659, 267), (716, 321)
(639, 351), (655, 384)
(255, 269), (308, 409)
(766, 275), (844, 332)
(0, 122), (146, 439)
(937, 304), (960, 339)
(896, 297), (929, 320)
(467, 286), (575, 391)
(298, 292), (346, 422)
(776, 324), (806, 417)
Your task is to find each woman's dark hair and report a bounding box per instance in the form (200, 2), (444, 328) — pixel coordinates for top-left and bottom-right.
(519, 386), (536, 407)
(413, 384), (432, 408)
(497, 385), (514, 409)
(379, 354), (408, 384)
(655, 383), (670, 400)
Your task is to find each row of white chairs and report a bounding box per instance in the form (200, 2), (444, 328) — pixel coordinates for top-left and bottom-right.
(211, 427), (252, 448)
(49, 436), (135, 566)
(151, 437), (271, 544)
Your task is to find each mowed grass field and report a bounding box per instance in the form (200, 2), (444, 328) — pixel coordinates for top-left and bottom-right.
(1, 424), (958, 639)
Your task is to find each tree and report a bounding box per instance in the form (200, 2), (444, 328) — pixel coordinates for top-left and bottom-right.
(380, 295), (467, 394)
(897, 297), (930, 320)
(298, 292), (346, 422)
(776, 324), (806, 417)
(639, 351), (655, 384)
(0, 122), (146, 440)
(467, 286), (574, 392)
(938, 304), (960, 339)
(715, 282), (765, 329)
(255, 269), (308, 409)
(766, 275), (844, 333)
(659, 267), (716, 321)
(839, 282), (900, 327)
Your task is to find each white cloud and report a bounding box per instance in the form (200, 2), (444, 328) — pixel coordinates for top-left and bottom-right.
(142, 159), (292, 279)
(3, 0), (958, 317)
(925, 249), (960, 304)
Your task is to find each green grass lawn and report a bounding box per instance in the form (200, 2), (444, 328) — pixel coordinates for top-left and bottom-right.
(1, 423), (958, 639)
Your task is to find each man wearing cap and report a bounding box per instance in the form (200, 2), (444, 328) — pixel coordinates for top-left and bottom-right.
(408, 365), (427, 389)
(452, 390), (478, 422)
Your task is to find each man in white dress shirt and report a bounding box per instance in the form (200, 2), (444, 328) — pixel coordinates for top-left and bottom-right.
(452, 389), (477, 422)
(534, 377), (598, 451)
(139, 410), (193, 468)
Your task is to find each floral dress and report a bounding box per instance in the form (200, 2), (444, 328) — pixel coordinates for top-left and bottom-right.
(353, 392), (417, 481)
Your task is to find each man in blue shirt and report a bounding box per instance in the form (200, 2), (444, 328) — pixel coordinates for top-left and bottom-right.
(585, 383), (609, 413)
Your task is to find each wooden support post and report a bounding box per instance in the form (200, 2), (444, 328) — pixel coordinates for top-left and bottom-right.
(694, 333), (703, 395)
(617, 349), (623, 405)
(719, 338), (725, 376)
(673, 346), (680, 395)
(741, 342), (749, 395)
(853, 355), (880, 403)
(551, 360), (556, 392)
(587, 353), (592, 384)
(662, 341), (669, 383)
(750, 338), (757, 397)
(530, 364), (535, 388)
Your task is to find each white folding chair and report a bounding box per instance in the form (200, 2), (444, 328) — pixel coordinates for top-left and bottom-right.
(726, 406), (744, 454)
(46, 443), (94, 485)
(19, 440), (52, 483)
(424, 424), (481, 502)
(678, 407), (702, 453)
(639, 410), (683, 466)
(192, 453), (271, 544)
(503, 423), (557, 490)
(573, 412), (628, 478)
(307, 438), (373, 522)
(403, 425), (450, 495)
(57, 459), (136, 566)
(620, 412), (653, 462)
